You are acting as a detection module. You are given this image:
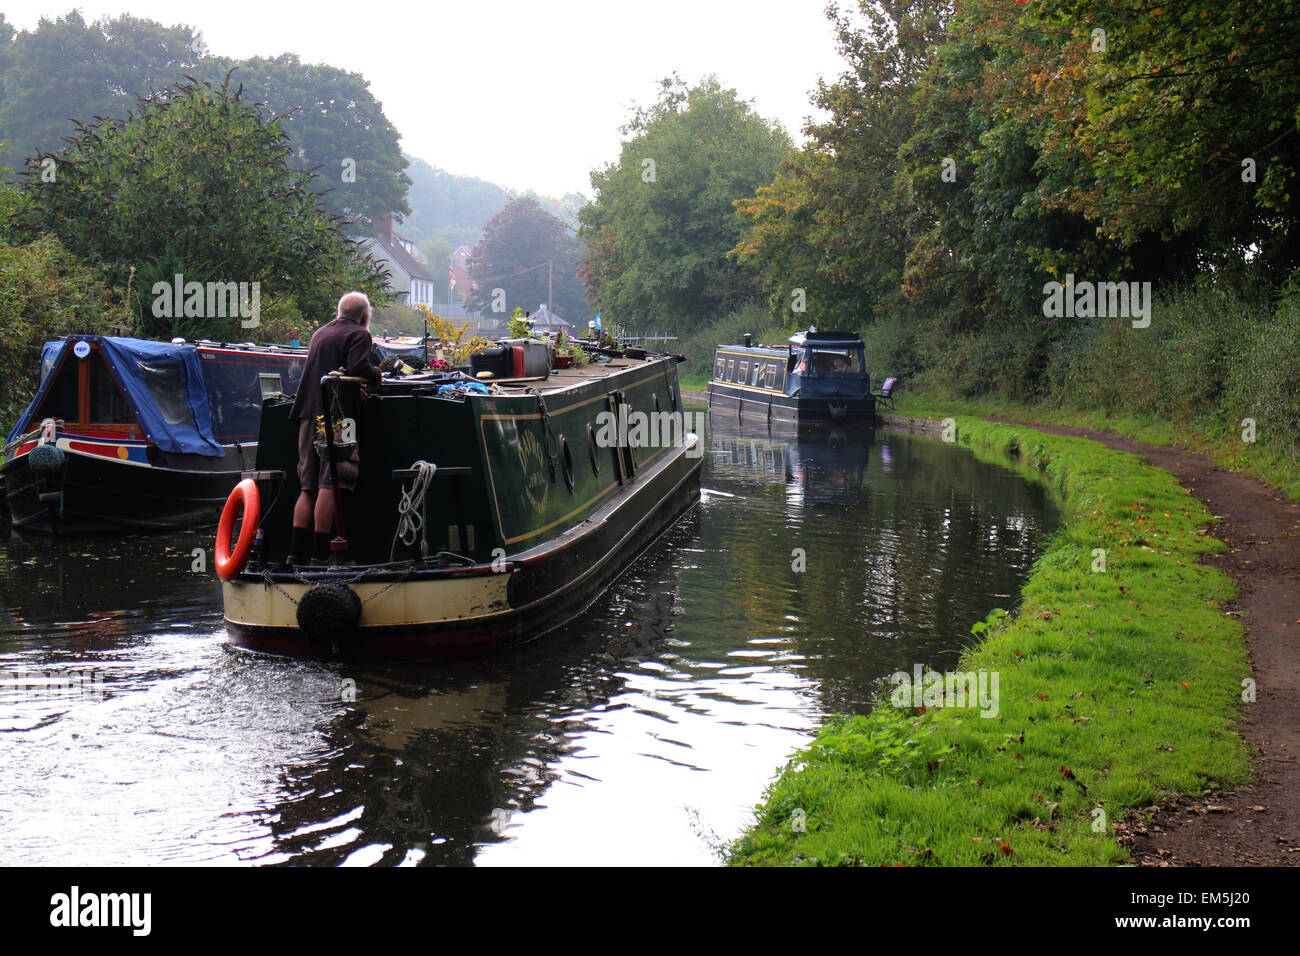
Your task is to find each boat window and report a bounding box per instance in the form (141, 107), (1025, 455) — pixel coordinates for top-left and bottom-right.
(34, 356), (79, 422)
(750, 363), (762, 386)
(40, 351), (59, 387)
(766, 365), (776, 389)
(810, 349), (860, 374)
(726, 359), (734, 381)
(258, 373), (283, 400)
(715, 356), (725, 380)
(560, 435), (575, 492)
(138, 361), (196, 428)
(738, 361), (747, 383)
(587, 423), (601, 475)
(89, 357), (133, 424)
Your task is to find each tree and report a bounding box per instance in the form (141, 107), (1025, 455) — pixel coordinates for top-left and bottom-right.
(12, 76), (388, 341)
(996, 0), (1300, 277)
(0, 12), (202, 174)
(732, 151), (869, 329)
(465, 197), (588, 321)
(733, 1), (942, 330)
(728, 0), (1300, 404)
(0, 17), (413, 239)
(0, 14), (14, 92)
(417, 235), (453, 272)
(196, 54), (411, 233)
(579, 75), (791, 333)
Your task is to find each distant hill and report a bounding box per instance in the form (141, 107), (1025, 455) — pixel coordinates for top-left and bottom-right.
(399, 156), (585, 257)
(399, 158), (512, 248)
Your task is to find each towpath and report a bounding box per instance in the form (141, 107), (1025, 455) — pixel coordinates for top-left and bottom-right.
(980, 417), (1299, 866)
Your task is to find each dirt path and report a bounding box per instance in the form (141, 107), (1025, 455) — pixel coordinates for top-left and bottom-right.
(983, 417), (1299, 865)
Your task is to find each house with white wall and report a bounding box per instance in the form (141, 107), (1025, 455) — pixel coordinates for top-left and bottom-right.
(363, 213), (438, 311)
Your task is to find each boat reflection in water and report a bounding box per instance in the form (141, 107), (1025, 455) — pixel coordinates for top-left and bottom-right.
(709, 416), (874, 507)
(245, 515), (695, 867)
(702, 410), (1059, 719)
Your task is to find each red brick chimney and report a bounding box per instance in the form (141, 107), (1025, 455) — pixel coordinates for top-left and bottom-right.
(373, 212), (393, 243)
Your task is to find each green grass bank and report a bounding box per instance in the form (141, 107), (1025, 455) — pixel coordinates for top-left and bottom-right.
(729, 417), (1252, 866)
(892, 390), (1300, 502)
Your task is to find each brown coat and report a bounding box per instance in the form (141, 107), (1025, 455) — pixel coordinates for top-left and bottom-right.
(288, 317), (382, 423)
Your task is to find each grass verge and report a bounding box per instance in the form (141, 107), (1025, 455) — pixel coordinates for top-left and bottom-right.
(892, 389), (1300, 501)
(729, 417), (1252, 865)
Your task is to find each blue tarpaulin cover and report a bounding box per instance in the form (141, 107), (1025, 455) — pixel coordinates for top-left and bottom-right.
(436, 380), (490, 396)
(6, 336), (223, 456)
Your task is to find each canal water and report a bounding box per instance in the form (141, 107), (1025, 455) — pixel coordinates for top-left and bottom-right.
(0, 418), (1059, 866)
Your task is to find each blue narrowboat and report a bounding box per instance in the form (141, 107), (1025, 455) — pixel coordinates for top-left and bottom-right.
(1, 335), (306, 534)
(707, 329), (876, 424)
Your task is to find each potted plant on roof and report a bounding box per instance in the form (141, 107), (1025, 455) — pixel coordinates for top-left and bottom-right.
(553, 328), (585, 368)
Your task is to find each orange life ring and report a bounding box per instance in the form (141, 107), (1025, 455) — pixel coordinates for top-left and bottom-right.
(215, 478), (260, 581)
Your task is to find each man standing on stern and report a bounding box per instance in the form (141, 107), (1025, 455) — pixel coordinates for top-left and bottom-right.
(288, 291), (382, 565)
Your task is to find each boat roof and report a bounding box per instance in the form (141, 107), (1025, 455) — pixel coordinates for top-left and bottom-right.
(716, 343), (786, 354)
(717, 330), (866, 352)
(384, 351), (676, 397)
(515, 354), (671, 393)
(189, 339), (308, 355)
(788, 330), (864, 348)
(11, 335), (223, 454)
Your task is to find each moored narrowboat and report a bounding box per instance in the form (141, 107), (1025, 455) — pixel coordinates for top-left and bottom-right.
(707, 329), (876, 424)
(217, 346), (703, 661)
(1, 335), (306, 534)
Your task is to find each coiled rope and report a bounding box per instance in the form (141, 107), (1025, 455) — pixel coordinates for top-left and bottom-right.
(392, 460), (437, 561)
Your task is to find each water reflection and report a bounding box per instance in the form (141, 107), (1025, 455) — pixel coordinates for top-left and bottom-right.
(0, 422), (1058, 865)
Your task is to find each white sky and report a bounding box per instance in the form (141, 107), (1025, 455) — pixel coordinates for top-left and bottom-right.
(6, 0), (848, 197)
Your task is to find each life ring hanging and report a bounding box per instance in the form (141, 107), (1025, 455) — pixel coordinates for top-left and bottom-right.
(215, 478), (260, 581)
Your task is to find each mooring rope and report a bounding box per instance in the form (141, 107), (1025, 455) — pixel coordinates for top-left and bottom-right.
(392, 460), (437, 561)
(0, 421), (53, 458)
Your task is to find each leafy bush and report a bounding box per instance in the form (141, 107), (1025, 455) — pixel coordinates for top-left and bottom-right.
(911, 317), (1055, 400)
(678, 303), (788, 386)
(11, 76), (387, 340)
(858, 312), (922, 384)
(0, 235), (111, 437)
(1049, 282), (1282, 433)
(1224, 295), (1300, 457)
(415, 305), (486, 365)
(905, 277), (1300, 461)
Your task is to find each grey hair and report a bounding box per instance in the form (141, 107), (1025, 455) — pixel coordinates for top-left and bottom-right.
(337, 291), (371, 324)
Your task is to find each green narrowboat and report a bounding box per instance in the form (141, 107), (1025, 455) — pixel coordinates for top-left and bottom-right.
(217, 350), (702, 660)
